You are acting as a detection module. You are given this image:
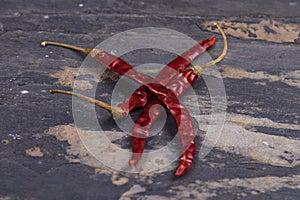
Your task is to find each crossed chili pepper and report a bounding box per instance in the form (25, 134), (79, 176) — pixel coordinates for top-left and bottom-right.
(41, 23), (227, 176)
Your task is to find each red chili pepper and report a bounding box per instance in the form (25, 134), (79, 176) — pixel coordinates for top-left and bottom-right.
(91, 51), (212, 176)
(42, 35), (215, 112)
(42, 22), (227, 176)
(88, 37), (216, 177)
(41, 35), (215, 116)
(126, 36), (216, 169)
(43, 41), (196, 176)
(130, 99), (196, 176)
(129, 23), (227, 176)
(129, 69), (199, 176)
(118, 36), (216, 114)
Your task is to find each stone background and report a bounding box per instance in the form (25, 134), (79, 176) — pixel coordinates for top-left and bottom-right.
(0, 0), (299, 199)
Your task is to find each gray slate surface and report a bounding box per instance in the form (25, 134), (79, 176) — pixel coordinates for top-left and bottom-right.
(1, 1), (299, 200)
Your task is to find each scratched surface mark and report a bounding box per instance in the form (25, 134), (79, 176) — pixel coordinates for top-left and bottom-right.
(0, 0), (299, 199)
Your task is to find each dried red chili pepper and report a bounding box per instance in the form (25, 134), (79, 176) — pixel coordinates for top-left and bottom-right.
(43, 36), (215, 175)
(42, 35), (215, 116)
(40, 41), (145, 117)
(118, 36), (216, 114)
(126, 36), (216, 168)
(87, 38), (216, 117)
(129, 23), (227, 176)
(43, 40), (197, 176)
(41, 41), (151, 81)
(100, 66), (197, 175)
(42, 22), (227, 176)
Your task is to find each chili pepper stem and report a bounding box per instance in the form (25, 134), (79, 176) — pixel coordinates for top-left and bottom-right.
(191, 22), (228, 76)
(50, 89), (125, 119)
(41, 41), (92, 54)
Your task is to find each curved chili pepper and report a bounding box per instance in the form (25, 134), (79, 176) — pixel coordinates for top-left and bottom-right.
(92, 37), (216, 176)
(42, 41), (157, 116)
(120, 37), (216, 173)
(41, 35), (215, 116)
(129, 69), (199, 176)
(118, 36), (216, 114)
(126, 36), (216, 168)
(43, 39), (196, 176)
(129, 23), (227, 176)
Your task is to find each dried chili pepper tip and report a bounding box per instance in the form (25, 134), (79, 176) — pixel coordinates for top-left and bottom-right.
(129, 158), (137, 167)
(206, 35), (216, 47)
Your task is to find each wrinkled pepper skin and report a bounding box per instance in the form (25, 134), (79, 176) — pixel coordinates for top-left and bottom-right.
(91, 50), (197, 176)
(118, 36), (216, 114)
(127, 38), (215, 176)
(90, 36), (216, 176)
(130, 69), (199, 176)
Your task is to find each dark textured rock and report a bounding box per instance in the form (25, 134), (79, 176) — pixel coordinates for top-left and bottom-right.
(1, 0), (299, 199)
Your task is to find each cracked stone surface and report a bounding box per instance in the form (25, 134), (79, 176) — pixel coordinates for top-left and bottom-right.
(1, 0), (299, 199)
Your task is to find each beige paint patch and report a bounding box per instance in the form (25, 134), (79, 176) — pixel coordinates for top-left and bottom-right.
(120, 184), (146, 200)
(73, 80), (93, 90)
(202, 19), (300, 43)
(25, 146), (44, 157)
(195, 113), (300, 167)
(45, 112), (299, 177)
(227, 113), (300, 131)
(218, 122), (300, 167)
(170, 184), (216, 199)
(45, 124), (177, 177)
(50, 66), (79, 88)
(49, 66), (120, 90)
(111, 174), (129, 186)
(49, 66), (93, 90)
(171, 175), (300, 199)
(220, 65), (300, 89)
(100, 69), (121, 81)
(45, 124), (120, 173)
(138, 195), (172, 200)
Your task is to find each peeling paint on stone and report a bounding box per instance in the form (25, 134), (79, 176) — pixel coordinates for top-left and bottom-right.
(217, 122), (300, 167)
(111, 174), (129, 186)
(45, 124), (117, 172)
(25, 146), (44, 157)
(49, 66), (79, 88)
(49, 66), (93, 90)
(171, 175), (300, 199)
(140, 195), (172, 200)
(220, 65), (300, 89)
(49, 66), (120, 90)
(100, 69), (121, 82)
(226, 113), (300, 131)
(202, 19), (300, 43)
(120, 184), (146, 200)
(45, 124), (177, 178)
(45, 105), (300, 177)
(195, 113), (300, 167)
